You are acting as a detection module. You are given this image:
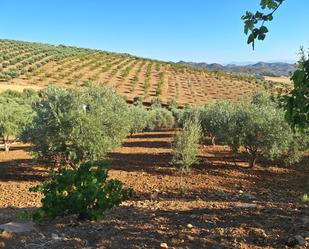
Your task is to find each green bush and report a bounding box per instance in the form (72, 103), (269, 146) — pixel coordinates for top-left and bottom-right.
(284, 57), (309, 131)
(30, 160), (133, 221)
(229, 102), (293, 167)
(24, 85), (131, 166)
(178, 105), (203, 128)
(0, 90), (34, 151)
(224, 93), (303, 167)
(172, 118), (201, 192)
(146, 107), (175, 131)
(167, 99), (178, 111)
(129, 105), (149, 135)
(200, 101), (234, 145)
(150, 97), (162, 108)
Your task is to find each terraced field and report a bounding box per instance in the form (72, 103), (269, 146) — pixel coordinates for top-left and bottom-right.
(0, 39), (272, 105)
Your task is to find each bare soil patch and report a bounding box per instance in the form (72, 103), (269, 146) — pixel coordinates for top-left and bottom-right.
(0, 131), (308, 248)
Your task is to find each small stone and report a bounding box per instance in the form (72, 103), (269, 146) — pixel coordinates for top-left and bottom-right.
(187, 224), (193, 229)
(160, 242), (168, 248)
(187, 235), (194, 241)
(150, 192), (158, 200)
(51, 233), (61, 240)
(238, 190), (244, 194)
(216, 189), (227, 197)
(294, 235), (306, 246)
(236, 203), (257, 208)
(39, 232), (45, 239)
(0, 221), (35, 233)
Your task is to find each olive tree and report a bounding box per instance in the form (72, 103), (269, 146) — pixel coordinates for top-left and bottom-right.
(0, 90), (33, 151)
(24, 85), (131, 166)
(172, 118), (201, 192)
(224, 93), (299, 167)
(177, 105), (202, 128)
(200, 101), (234, 145)
(128, 105), (149, 135)
(234, 103), (293, 167)
(146, 107), (175, 131)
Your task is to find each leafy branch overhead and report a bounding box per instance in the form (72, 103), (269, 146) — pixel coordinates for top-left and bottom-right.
(242, 0), (284, 49)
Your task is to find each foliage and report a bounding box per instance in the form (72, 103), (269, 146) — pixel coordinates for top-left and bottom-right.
(132, 96), (144, 106)
(167, 99), (178, 111)
(150, 97), (162, 108)
(198, 93), (306, 167)
(177, 105), (202, 128)
(30, 160), (133, 221)
(172, 118), (201, 173)
(129, 105), (149, 135)
(232, 102), (293, 167)
(200, 101), (234, 145)
(172, 118), (201, 192)
(224, 93), (301, 167)
(284, 56), (309, 132)
(242, 0), (284, 49)
(146, 107), (175, 131)
(24, 85), (131, 166)
(0, 90), (34, 151)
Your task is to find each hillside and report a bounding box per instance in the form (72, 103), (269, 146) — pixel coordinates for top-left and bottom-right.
(177, 61), (297, 77)
(0, 39), (282, 105)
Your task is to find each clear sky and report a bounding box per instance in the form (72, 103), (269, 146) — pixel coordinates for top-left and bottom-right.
(0, 0), (308, 64)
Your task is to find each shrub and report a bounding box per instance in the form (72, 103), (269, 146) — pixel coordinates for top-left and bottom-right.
(146, 107), (175, 131)
(237, 103), (294, 167)
(0, 91), (34, 151)
(200, 101), (234, 145)
(284, 57), (309, 131)
(151, 97), (162, 108)
(30, 160), (133, 221)
(24, 85), (131, 166)
(167, 99), (178, 111)
(225, 97), (297, 167)
(172, 118), (201, 192)
(129, 105), (149, 135)
(178, 105), (202, 128)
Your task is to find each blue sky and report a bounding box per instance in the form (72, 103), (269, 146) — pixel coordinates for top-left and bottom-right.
(0, 0), (308, 64)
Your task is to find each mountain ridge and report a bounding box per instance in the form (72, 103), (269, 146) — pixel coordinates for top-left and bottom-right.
(177, 61), (297, 77)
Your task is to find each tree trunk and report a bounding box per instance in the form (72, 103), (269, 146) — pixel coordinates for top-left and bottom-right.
(179, 168), (186, 194)
(4, 142), (9, 152)
(211, 136), (216, 146)
(249, 156), (257, 168)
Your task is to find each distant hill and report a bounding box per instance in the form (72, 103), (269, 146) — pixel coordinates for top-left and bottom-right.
(177, 61), (297, 77)
(0, 39), (286, 106)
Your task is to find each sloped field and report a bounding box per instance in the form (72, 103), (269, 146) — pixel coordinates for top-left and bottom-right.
(0, 39), (269, 105)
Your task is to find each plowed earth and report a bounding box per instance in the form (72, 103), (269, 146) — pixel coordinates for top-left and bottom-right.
(0, 131), (308, 249)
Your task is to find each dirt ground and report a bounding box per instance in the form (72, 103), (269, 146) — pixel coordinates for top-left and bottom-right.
(0, 131), (308, 249)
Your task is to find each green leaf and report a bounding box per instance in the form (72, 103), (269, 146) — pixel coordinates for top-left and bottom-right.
(260, 26), (269, 34)
(247, 33), (255, 44)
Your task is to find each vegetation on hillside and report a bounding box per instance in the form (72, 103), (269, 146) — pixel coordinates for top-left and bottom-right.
(0, 39), (278, 106)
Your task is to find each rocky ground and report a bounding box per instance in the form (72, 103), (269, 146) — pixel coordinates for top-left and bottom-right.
(0, 131), (308, 249)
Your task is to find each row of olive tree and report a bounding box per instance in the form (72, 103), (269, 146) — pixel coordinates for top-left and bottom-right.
(174, 92), (308, 168)
(0, 86), (176, 164)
